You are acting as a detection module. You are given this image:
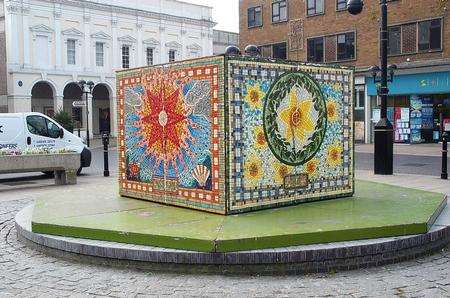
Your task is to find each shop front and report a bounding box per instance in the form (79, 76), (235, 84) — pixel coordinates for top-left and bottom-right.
(367, 71), (450, 144)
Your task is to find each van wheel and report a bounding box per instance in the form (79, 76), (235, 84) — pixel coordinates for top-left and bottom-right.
(42, 171), (54, 177)
(77, 167), (82, 176)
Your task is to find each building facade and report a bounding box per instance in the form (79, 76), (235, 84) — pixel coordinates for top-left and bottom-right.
(213, 29), (239, 55)
(0, 0), (214, 138)
(239, 0), (450, 144)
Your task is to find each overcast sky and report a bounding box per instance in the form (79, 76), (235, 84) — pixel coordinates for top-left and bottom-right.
(183, 0), (239, 33)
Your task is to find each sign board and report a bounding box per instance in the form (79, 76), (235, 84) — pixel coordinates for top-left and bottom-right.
(72, 101), (86, 107)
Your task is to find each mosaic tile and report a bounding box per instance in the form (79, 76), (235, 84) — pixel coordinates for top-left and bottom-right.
(117, 56), (354, 214)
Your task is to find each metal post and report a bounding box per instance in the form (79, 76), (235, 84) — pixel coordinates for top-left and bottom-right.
(77, 128), (81, 138)
(85, 91), (90, 148)
(374, 0), (393, 175)
(102, 133), (110, 177)
(442, 132), (448, 180)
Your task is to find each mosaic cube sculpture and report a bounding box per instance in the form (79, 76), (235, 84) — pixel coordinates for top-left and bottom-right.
(117, 56), (354, 214)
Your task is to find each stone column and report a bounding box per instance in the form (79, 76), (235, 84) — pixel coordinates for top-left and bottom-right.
(6, 3), (20, 67)
(111, 16), (119, 69)
(54, 95), (63, 113)
(137, 22), (143, 66)
(159, 24), (166, 63)
(87, 93), (93, 139)
(84, 12), (91, 71)
(180, 24), (187, 60)
(22, 7), (31, 68)
(110, 95), (118, 137)
(54, 10), (62, 70)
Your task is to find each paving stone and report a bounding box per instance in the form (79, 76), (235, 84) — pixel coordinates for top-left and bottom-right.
(1, 199), (450, 296)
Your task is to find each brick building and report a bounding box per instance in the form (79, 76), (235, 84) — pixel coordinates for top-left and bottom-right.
(239, 0), (450, 144)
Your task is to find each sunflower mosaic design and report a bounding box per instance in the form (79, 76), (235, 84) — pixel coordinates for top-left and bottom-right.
(263, 72), (327, 166)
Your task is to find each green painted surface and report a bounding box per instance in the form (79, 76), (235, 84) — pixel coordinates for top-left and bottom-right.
(31, 180), (446, 252)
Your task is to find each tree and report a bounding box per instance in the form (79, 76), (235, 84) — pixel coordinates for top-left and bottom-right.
(53, 110), (74, 133)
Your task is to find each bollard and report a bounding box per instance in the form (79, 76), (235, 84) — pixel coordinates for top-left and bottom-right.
(78, 128), (81, 138)
(102, 132), (110, 177)
(442, 131), (448, 180)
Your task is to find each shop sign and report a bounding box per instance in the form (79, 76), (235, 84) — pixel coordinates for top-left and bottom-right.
(367, 71), (450, 96)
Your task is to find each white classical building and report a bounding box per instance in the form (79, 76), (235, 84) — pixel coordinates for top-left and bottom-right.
(0, 0), (215, 138)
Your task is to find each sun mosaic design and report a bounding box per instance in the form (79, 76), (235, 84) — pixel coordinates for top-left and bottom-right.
(117, 58), (225, 212)
(228, 60), (353, 209)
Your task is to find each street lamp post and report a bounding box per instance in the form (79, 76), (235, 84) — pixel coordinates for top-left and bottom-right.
(78, 80), (95, 148)
(347, 0), (395, 175)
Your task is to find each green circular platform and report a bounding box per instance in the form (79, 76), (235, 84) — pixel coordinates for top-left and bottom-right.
(31, 180), (446, 253)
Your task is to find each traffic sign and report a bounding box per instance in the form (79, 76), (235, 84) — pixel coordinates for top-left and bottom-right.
(72, 101), (86, 107)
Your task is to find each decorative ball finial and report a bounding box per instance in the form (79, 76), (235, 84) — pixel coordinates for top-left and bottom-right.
(225, 45), (241, 56)
(244, 45), (261, 57)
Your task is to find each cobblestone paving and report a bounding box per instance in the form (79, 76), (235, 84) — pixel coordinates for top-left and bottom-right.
(1, 199), (450, 297)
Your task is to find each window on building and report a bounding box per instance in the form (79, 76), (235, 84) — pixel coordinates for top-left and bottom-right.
(355, 87), (365, 110)
(96, 42), (104, 67)
(401, 23), (417, 54)
(272, 42), (287, 59)
(418, 19), (442, 51)
(248, 6), (262, 28)
(169, 49), (176, 62)
(67, 39), (76, 65)
(336, 0), (347, 10)
(337, 32), (355, 60)
(146, 47), (154, 66)
(307, 0), (324, 16)
(307, 37), (324, 62)
(272, 1), (287, 23)
(388, 26), (401, 55)
(122, 45), (130, 69)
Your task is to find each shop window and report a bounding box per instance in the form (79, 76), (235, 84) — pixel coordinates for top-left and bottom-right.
(337, 32), (355, 61)
(96, 42), (104, 67)
(336, 0), (347, 11)
(307, 0), (324, 16)
(272, 42), (287, 59)
(272, 1), (287, 23)
(388, 26), (401, 55)
(307, 37), (324, 62)
(418, 19), (442, 51)
(248, 6), (263, 28)
(67, 39), (76, 65)
(122, 45), (130, 69)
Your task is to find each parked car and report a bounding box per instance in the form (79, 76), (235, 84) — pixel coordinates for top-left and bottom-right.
(0, 112), (91, 175)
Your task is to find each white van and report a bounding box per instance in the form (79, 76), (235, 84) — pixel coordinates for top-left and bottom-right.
(0, 112), (91, 174)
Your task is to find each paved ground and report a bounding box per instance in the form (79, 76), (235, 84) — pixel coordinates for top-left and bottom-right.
(1, 198), (450, 296)
(0, 144), (449, 296)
